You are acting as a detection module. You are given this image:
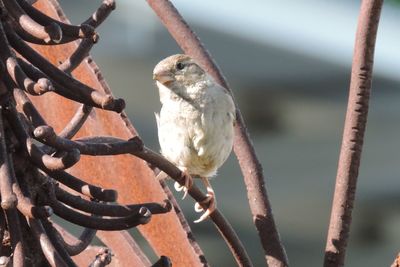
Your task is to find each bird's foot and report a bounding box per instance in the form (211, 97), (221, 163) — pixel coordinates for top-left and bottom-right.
(173, 171), (193, 199)
(193, 188), (216, 223)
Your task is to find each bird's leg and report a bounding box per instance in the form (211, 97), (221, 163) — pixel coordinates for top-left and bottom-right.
(194, 177), (216, 223)
(173, 170), (193, 199)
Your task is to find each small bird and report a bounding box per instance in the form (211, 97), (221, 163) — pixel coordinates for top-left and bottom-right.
(153, 54), (235, 223)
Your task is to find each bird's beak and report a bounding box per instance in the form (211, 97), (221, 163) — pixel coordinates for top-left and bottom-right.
(153, 69), (174, 85)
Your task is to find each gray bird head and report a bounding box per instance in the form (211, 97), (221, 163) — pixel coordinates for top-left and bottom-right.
(153, 54), (206, 89)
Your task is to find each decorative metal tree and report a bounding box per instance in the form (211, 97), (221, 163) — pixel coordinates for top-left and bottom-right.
(0, 0), (388, 266)
(0, 0), (173, 266)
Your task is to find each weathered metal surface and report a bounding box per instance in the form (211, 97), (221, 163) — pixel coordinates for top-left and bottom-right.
(29, 1), (206, 266)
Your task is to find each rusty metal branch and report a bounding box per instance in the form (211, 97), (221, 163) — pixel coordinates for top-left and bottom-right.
(0, 21), (53, 96)
(16, 0), (95, 40)
(10, 161), (53, 219)
(58, 37), (97, 73)
(55, 185), (171, 217)
(13, 88), (47, 127)
(15, 57), (113, 109)
(45, 182), (152, 230)
(58, 104), (92, 139)
(324, 1), (383, 266)
(82, 0), (116, 28)
(0, 110), (18, 209)
(40, 219), (78, 267)
(51, 221), (97, 256)
(29, 218), (68, 267)
(4, 208), (25, 267)
(33, 125), (144, 156)
(4, 103), (81, 171)
(147, 0), (287, 266)
(3, 0), (62, 44)
(43, 170), (117, 202)
(7, 28), (125, 112)
(133, 147), (253, 267)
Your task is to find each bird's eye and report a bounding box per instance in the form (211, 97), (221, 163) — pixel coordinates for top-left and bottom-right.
(176, 62), (185, 70)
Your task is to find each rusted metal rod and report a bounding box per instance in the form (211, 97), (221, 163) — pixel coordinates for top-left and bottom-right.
(3, 0), (62, 43)
(134, 147), (253, 267)
(82, 0), (116, 28)
(55, 185), (171, 217)
(0, 110), (18, 209)
(7, 29), (125, 112)
(51, 222), (97, 256)
(16, 0), (94, 40)
(324, 1), (383, 266)
(33, 125), (144, 156)
(44, 170), (118, 202)
(58, 104), (93, 139)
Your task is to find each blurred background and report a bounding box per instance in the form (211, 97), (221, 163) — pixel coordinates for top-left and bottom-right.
(58, 1), (400, 266)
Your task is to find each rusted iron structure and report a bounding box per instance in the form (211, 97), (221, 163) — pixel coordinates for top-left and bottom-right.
(0, 0), (389, 266)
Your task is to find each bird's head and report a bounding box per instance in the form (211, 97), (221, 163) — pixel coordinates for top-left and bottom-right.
(153, 54), (206, 89)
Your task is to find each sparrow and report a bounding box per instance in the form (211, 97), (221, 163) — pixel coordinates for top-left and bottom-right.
(153, 54), (235, 223)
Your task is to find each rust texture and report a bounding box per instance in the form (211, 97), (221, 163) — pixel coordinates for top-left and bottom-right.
(324, 1), (383, 266)
(146, 0), (287, 266)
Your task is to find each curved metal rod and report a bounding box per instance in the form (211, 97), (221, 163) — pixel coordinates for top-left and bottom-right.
(55, 185), (171, 217)
(324, 1), (383, 266)
(6, 28), (125, 113)
(13, 88), (47, 127)
(7, 57), (54, 95)
(0, 22), (53, 96)
(82, 0), (116, 28)
(58, 104), (92, 139)
(29, 218), (68, 267)
(17, 0), (95, 39)
(43, 170), (117, 202)
(16, 57), (116, 110)
(133, 147), (253, 267)
(3, 0), (62, 43)
(40, 219), (78, 266)
(51, 221), (97, 256)
(8, 154), (53, 219)
(48, 192), (152, 230)
(147, 0), (287, 265)
(4, 103), (81, 171)
(0, 111), (18, 209)
(0, 211), (6, 256)
(58, 37), (96, 73)
(4, 208), (25, 267)
(34, 125), (144, 156)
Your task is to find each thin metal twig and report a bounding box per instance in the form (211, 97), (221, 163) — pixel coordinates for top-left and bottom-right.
(4, 209), (25, 267)
(29, 218), (68, 267)
(324, 1), (383, 266)
(51, 221), (97, 256)
(55, 186), (171, 217)
(7, 28), (125, 112)
(133, 147), (253, 267)
(44, 170), (117, 202)
(33, 125), (144, 156)
(3, 0), (62, 44)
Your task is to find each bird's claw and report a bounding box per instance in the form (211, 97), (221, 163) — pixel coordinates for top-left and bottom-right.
(173, 172), (193, 199)
(194, 192), (216, 223)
